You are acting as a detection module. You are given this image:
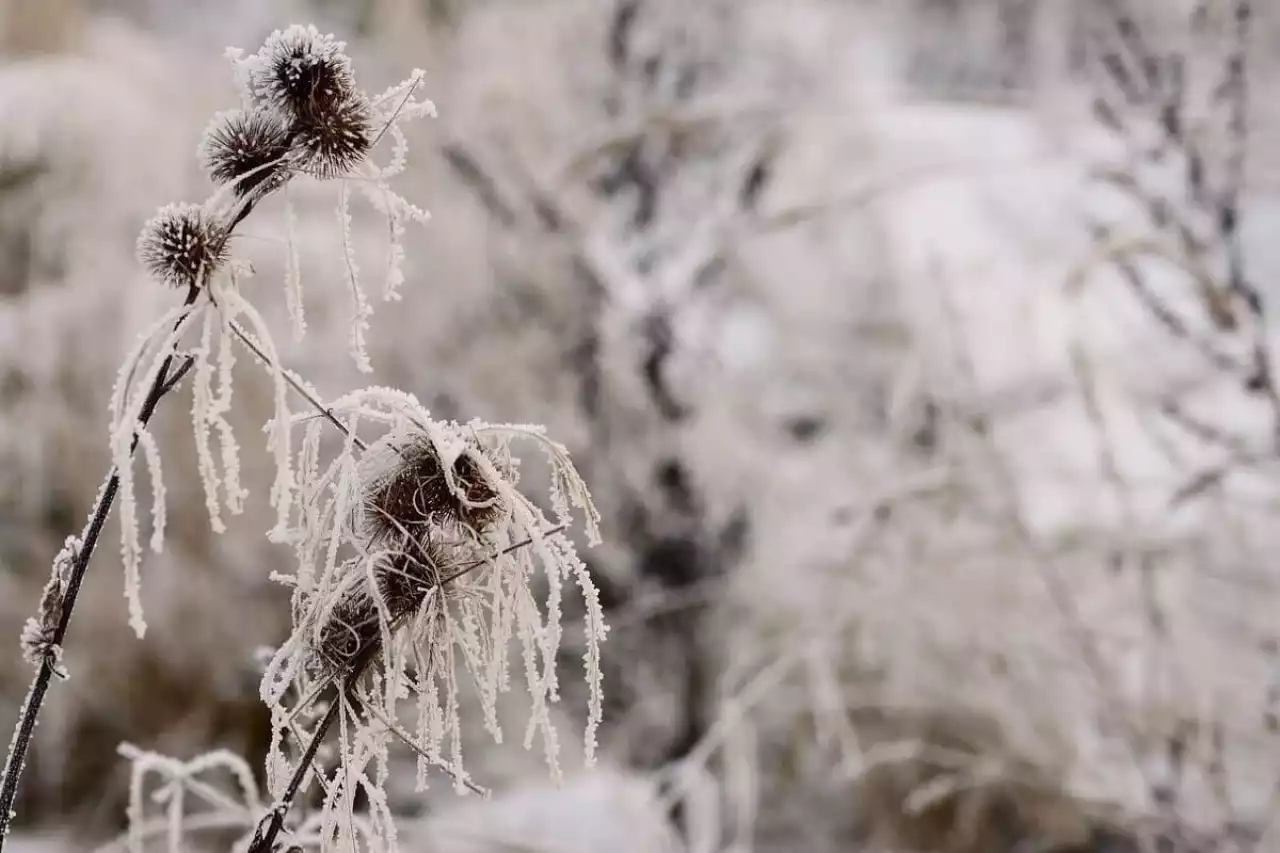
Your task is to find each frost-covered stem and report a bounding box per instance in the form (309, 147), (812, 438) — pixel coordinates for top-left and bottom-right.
(247, 652), (375, 853)
(0, 290), (198, 849)
(247, 697), (338, 853)
(227, 320), (368, 452)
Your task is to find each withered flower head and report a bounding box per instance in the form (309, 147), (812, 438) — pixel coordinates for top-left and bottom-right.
(309, 428), (511, 678)
(313, 582), (377, 677)
(312, 539), (469, 678)
(136, 203), (229, 289)
(360, 432), (509, 545)
(237, 25), (378, 180)
(251, 25), (358, 121)
(200, 108), (294, 197)
(291, 94), (373, 179)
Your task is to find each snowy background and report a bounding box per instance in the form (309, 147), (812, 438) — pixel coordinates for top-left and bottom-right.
(3, 0), (1280, 851)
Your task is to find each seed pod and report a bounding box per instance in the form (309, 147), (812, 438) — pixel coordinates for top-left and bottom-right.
(250, 25), (357, 122)
(360, 431), (509, 545)
(291, 93), (373, 179)
(376, 535), (473, 613)
(201, 108), (294, 197)
(314, 583), (378, 677)
(311, 538), (468, 678)
(136, 203), (229, 289)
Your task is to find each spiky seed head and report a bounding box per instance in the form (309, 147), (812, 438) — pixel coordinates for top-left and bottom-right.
(250, 25), (358, 121)
(360, 432), (508, 546)
(291, 94), (373, 179)
(311, 540), (468, 678)
(200, 108), (294, 197)
(376, 536), (470, 612)
(313, 584), (377, 677)
(136, 203), (229, 289)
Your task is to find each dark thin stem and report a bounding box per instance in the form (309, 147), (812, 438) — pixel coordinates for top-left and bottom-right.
(247, 642), (379, 853)
(440, 524), (568, 586)
(0, 290), (199, 849)
(227, 321), (367, 452)
(246, 707), (332, 853)
(248, 697), (339, 853)
(159, 358), (196, 396)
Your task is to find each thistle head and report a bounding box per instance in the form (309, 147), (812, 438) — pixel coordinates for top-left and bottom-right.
(135, 203), (229, 289)
(248, 25), (357, 121)
(291, 93), (372, 179)
(311, 539), (470, 678)
(358, 429), (510, 546)
(312, 580), (377, 677)
(200, 108), (294, 198)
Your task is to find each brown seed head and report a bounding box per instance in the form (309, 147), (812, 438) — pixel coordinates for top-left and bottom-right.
(291, 93), (372, 179)
(362, 435), (508, 545)
(251, 25), (357, 122)
(311, 538), (470, 678)
(201, 108), (294, 197)
(136, 203), (229, 289)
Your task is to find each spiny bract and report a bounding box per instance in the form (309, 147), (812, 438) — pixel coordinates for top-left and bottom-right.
(200, 108), (295, 197)
(247, 25), (358, 121)
(135, 203), (229, 289)
(290, 93), (372, 179)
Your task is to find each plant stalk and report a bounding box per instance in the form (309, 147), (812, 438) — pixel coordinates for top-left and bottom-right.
(0, 289), (199, 849)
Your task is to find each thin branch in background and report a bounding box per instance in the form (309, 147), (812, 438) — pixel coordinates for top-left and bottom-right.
(934, 258), (1156, 795)
(1087, 223), (1244, 374)
(1212, 2), (1280, 448)
(1155, 397), (1255, 456)
(1167, 451), (1270, 508)
(440, 143), (517, 227)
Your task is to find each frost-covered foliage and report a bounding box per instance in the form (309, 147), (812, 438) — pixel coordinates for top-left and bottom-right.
(108, 743), (381, 853)
(1, 16), (607, 853)
(8, 1), (1280, 852)
(243, 391), (606, 849)
(109, 23), (435, 639)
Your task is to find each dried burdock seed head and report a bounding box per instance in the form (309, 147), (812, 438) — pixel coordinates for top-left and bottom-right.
(360, 431), (509, 544)
(311, 539), (469, 678)
(200, 108), (294, 197)
(375, 536), (470, 613)
(314, 584), (378, 677)
(291, 94), (373, 179)
(136, 203), (229, 289)
(249, 24), (357, 121)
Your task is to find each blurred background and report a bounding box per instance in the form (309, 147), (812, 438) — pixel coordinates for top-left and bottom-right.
(3, 0), (1280, 850)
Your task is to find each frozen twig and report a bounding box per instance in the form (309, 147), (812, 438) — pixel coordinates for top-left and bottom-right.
(0, 291), (198, 848)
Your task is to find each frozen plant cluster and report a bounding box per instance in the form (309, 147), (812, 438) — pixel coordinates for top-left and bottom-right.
(0, 23), (606, 853)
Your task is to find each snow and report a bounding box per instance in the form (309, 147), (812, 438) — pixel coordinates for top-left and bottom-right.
(411, 768), (678, 853)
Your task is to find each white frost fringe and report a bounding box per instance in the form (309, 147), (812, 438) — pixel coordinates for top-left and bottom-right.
(107, 265), (297, 637)
(253, 388), (607, 845)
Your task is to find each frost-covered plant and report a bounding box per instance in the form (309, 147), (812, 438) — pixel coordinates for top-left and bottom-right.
(246, 391), (606, 852)
(0, 23), (605, 853)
